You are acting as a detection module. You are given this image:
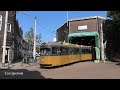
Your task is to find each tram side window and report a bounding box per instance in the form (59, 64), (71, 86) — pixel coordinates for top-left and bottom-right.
(86, 49), (91, 54)
(82, 49), (91, 54)
(89, 49), (91, 53)
(59, 47), (68, 55)
(52, 47), (60, 55)
(82, 49), (86, 54)
(77, 48), (80, 54)
(69, 48), (74, 55)
(63, 47), (68, 55)
(75, 48), (79, 54)
(86, 49), (88, 54)
(74, 48), (76, 54)
(79, 48), (82, 54)
(87, 49), (90, 54)
(40, 48), (51, 55)
(52, 47), (56, 55)
(60, 47), (62, 55)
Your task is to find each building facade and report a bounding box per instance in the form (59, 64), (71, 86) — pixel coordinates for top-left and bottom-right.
(57, 16), (106, 43)
(0, 11), (16, 63)
(0, 11), (33, 64)
(56, 16), (107, 60)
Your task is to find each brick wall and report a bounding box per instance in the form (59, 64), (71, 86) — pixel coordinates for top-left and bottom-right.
(0, 11), (15, 62)
(56, 17), (106, 42)
(69, 18), (97, 33)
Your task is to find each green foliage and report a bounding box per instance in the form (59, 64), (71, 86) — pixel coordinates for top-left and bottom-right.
(36, 34), (41, 44)
(103, 11), (120, 60)
(107, 11), (120, 21)
(24, 27), (34, 45)
(24, 27), (41, 53)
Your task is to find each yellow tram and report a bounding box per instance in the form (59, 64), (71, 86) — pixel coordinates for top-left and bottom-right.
(39, 42), (92, 68)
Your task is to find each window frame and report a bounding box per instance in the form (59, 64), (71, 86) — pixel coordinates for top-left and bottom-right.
(7, 23), (11, 32)
(0, 15), (2, 31)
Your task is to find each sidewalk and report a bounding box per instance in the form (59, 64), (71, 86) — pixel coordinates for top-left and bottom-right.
(0, 61), (39, 69)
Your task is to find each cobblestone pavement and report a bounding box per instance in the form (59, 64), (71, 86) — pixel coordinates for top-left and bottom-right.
(0, 61), (120, 79)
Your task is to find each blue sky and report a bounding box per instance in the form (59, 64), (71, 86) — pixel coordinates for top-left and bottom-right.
(16, 11), (107, 42)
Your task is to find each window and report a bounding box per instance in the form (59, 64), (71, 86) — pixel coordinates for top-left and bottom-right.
(82, 49), (86, 54)
(82, 49), (91, 54)
(7, 23), (11, 32)
(78, 25), (87, 31)
(40, 48), (51, 56)
(76, 48), (80, 54)
(52, 47), (56, 55)
(62, 47), (68, 55)
(0, 15), (2, 30)
(69, 48), (74, 55)
(59, 47), (68, 55)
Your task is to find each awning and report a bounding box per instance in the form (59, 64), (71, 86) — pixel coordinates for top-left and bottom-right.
(68, 31), (99, 37)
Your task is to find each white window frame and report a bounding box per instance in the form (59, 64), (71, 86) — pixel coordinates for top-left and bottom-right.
(7, 23), (11, 32)
(0, 15), (2, 30)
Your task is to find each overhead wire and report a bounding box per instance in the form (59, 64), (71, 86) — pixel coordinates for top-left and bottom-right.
(18, 11), (57, 42)
(20, 11), (55, 34)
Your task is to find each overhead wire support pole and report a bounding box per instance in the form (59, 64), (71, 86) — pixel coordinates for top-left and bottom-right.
(67, 11), (68, 27)
(67, 11), (69, 42)
(100, 23), (105, 63)
(33, 16), (37, 62)
(2, 11), (8, 67)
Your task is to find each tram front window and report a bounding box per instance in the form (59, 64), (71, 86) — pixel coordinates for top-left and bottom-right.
(40, 48), (51, 56)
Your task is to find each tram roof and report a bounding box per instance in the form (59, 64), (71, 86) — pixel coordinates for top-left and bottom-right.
(40, 42), (91, 48)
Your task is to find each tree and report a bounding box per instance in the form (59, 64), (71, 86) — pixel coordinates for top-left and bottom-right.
(36, 34), (41, 44)
(103, 11), (120, 61)
(24, 27), (41, 54)
(24, 27), (41, 44)
(24, 27), (34, 46)
(36, 34), (41, 54)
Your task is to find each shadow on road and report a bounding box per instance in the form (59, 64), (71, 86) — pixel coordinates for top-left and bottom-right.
(0, 69), (48, 79)
(41, 60), (92, 69)
(116, 62), (120, 66)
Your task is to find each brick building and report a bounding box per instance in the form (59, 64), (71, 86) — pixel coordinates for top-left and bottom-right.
(0, 11), (16, 63)
(56, 16), (107, 60)
(57, 16), (106, 44)
(0, 11), (33, 64)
